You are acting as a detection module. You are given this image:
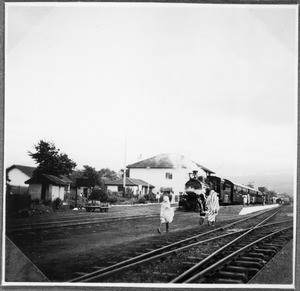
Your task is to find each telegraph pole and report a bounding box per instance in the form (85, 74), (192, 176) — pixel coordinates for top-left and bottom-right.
(123, 131), (127, 197)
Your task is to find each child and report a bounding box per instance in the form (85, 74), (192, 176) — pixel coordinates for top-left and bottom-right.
(157, 195), (174, 234)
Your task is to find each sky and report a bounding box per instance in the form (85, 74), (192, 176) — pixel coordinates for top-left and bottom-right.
(4, 3), (298, 194)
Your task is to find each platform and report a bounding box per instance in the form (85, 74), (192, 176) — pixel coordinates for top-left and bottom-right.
(239, 204), (279, 215)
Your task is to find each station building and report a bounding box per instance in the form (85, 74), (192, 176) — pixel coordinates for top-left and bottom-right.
(126, 153), (215, 202)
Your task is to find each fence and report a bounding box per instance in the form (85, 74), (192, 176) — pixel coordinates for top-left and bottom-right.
(10, 186), (29, 195)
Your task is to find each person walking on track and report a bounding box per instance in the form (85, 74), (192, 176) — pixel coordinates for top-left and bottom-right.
(205, 187), (220, 227)
(157, 195), (174, 234)
(197, 192), (207, 225)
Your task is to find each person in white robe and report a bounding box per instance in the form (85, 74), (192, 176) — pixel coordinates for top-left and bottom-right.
(205, 189), (220, 226)
(157, 195), (174, 233)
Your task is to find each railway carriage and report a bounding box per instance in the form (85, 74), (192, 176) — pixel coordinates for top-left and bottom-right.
(283, 196), (292, 205)
(179, 173), (262, 211)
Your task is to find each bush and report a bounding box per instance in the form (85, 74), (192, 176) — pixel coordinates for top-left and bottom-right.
(6, 194), (31, 217)
(52, 198), (62, 211)
(32, 198), (41, 205)
(67, 199), (85, 209)
(124, 187), (134, 198)
(88, 186), (108, 202)
(137, 197), (146, 204)
(42, 199), (52, 207)
(107, 194), (118, 204)
(144, 192), (156, 203)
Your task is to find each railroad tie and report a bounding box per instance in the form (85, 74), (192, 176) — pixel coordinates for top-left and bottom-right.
(224, 265), (260, 276)
(73, 272), (88, 276)
(272, 239), (287, 244)
(145, 248), (156, 252)
(187, 256), (203, 261)
(106, 260), (118, 265)
(216, 270), (248, 283)
(253, 248), (277, 256)
(134, 252), (146, 256)
(213, 278), (244, 284)
(246, 252), (268, 260)
(263, 243), (281, 250)
(257, 245), (280, 252)
(231, 259), (264, 269)
(238, 256), (266, 264)
(152, 271), (178, 277)
(91, 266), (102, 270)
(182, 261), (195, 266)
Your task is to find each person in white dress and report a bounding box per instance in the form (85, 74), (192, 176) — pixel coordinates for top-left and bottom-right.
(157, 195), (174, 233)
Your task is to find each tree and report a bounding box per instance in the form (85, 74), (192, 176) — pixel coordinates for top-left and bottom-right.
(267, 190), (277, 197)
(28, 140), (77, 176)
(99, 168), (118, 188)
(68, 170), (84, 184)
(82, 165), (101, 186)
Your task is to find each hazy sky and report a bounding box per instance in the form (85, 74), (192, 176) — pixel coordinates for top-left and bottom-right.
(5, 3), (297, 183)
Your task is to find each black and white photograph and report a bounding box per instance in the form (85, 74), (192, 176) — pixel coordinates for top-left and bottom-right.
(1, 1), (298, 289)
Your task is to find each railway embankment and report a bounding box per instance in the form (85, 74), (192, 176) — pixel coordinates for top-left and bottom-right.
(5, 237), (50, 282)
(249, 240), (293, 285)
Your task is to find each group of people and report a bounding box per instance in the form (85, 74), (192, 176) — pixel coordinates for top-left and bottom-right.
(157, 185), (220, 234)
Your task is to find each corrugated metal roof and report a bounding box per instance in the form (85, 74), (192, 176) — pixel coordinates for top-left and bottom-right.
(43, 174), (69, 186)
(25, 173), (69, 186)
(60, 175), (73, 184)
(227, 179), (260, 192)
(127, 153), (215, 174)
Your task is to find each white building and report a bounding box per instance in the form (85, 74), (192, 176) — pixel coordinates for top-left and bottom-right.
(127, 153), (215, 202)
(6, 165), (35, 187)
(25, 173), (72, 201)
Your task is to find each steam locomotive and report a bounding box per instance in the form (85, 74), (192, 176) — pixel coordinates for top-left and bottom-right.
(179, 171), (263, 211)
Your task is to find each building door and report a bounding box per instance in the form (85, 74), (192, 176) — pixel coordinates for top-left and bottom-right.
(83, 188), (88, 198)
(41, 183), (47, 200)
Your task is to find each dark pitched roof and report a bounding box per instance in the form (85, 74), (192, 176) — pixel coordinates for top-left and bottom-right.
(6, 164), (36, 177)
(105, 177), (154, 188)
(60, 176), (73, 184)
(25, 173), (69, 186)
(127, 153), (215, 174)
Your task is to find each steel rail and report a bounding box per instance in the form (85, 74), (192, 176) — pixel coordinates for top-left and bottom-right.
(7, 213), (155, 228)
(7, 214), (159, 232)
(70, 220), (292, 283)
(182, 225), (293, 283)
(170, 207), (285, 283)
(7, 204), (280, 232)
(69, 207), (286, 283)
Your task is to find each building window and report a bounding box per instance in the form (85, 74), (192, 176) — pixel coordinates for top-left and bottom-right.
(166, 173), (173, 179)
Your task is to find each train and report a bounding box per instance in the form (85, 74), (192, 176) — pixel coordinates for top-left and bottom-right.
(276, 196), (292, 205)
(179, 171), (264, 211)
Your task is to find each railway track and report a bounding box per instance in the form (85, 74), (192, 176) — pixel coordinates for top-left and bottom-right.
(69, 205), (292, 283)
(6, 214), (159, 233)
